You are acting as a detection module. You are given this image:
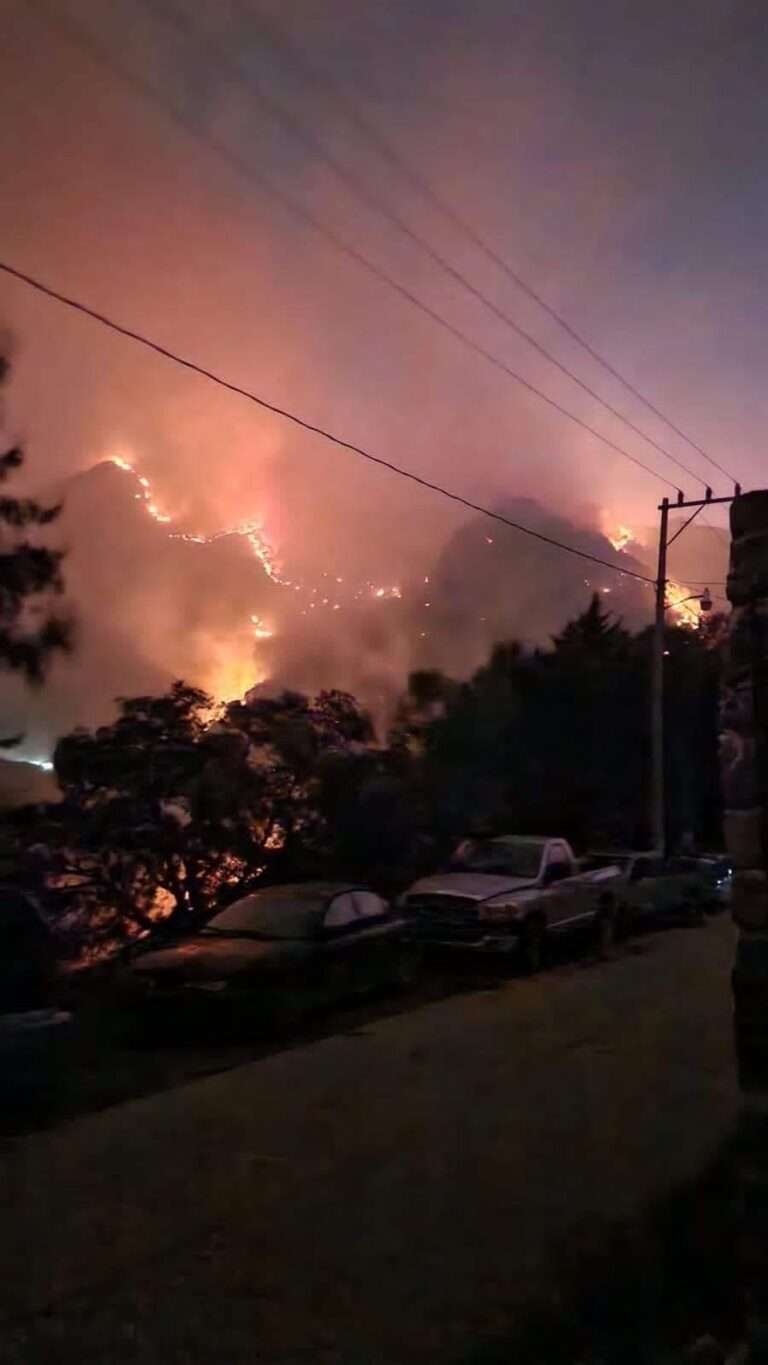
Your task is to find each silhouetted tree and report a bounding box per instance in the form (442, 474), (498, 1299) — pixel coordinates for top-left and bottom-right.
(22, 683), (383, 954)
(27, 683), (224, 947)
(0, 351), (74, 1006)
(397, 595), (722, 854)
(0, 355), (71, 687)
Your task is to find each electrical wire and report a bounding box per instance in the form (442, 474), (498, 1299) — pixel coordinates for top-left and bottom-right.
(0, 258), (657, 586)
(148, 0), (711, 492)
(29, 0), (683, 494)
(239, 5), (739, 487)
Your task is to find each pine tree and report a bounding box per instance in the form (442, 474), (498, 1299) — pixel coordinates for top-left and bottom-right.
(0, 355), (71, 685)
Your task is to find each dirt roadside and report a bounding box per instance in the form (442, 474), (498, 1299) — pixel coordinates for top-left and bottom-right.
(0, 918), (740, 1363)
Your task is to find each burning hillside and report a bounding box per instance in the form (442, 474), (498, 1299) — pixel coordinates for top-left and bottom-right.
(0, 444), (729, 765)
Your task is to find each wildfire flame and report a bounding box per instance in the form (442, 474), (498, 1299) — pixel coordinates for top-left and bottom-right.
(112, 459), (708, 706)
(204, 646), (270, 704)
(106, 455), (410, 702)
(250, 614), (274, 640)
(607, 524), (639, 553)
(109, 456), (287, 582)
(110, 454), (172, 524)
(109, 455), (278, 700)
(244, 526), (289, 584)
(666, 579), (703, 628)
(113, 456), (407, 608)
(605, 518), (710, 628)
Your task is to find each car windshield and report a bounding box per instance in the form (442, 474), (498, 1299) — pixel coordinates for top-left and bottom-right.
(204, 887), (324, 940)
(450, 839), (543, 878)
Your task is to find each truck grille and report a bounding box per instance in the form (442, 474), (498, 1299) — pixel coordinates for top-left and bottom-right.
(407, 895), (481, 942)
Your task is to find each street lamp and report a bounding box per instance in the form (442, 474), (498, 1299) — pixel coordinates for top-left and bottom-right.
(667, 587), (713, 615)
(661, 589), (713, 656)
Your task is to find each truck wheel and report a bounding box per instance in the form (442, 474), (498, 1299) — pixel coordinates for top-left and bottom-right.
(595, 897), (617, 957)
(520, 916), (546, 974)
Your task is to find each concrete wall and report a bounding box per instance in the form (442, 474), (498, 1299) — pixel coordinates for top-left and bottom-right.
(721, 490), (768, 1356)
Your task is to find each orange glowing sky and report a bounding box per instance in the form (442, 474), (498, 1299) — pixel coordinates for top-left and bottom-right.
(0, 0), (754, 744)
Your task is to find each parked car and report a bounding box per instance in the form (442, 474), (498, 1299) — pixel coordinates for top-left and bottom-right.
(403, 836), (622, 970)
(123, 882), (414, 1035)
(0, 887), (71, 1115)
(0, 1008), (72, 1116)
(585, 852), (718, 929)
(0, 885), (58, 1012)
(693, 855), (733, 909)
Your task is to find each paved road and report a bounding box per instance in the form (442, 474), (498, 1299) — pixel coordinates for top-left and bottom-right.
(0, 919), (739, 1363)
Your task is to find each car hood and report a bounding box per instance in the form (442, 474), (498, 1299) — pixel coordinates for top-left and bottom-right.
(131, 935), (294, 982)
(406, 872), (536, 902)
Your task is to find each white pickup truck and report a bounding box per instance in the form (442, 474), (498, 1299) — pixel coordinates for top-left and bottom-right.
(403, 835), (622, 970)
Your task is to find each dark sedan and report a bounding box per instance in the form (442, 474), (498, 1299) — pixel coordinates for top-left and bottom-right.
(585, 852), (722, 930)
(124, 882), (414, 1035)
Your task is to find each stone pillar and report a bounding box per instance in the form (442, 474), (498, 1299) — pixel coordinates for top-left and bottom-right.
(721, 491), (768, 1358)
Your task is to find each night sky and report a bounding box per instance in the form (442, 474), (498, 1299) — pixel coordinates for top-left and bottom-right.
(1, 0), (765, 746)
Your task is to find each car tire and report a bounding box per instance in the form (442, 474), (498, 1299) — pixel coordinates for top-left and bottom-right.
(393, 944), (422, 991)
(520, 915), (546, 975)
(595, 897), (618, 957)
(687, 888), (706, 926)
(615, 900), (632, 941)
(261, 992), (302, 1038)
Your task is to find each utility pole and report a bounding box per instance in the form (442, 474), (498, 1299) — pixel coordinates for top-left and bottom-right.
(651, 497), (669, 854)
(651, 486), (739, 854)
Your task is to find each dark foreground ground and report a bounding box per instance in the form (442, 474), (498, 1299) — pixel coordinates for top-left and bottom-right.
(0, 917), (742, 1362)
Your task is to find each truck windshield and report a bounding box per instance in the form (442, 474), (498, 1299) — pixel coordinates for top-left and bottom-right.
(450, 839), (543, 878)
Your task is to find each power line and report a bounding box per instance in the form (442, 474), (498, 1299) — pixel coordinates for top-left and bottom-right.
(0, 258), (657, 587)
(149, 0), (709, 492)
(31, 0), (682, 494)
(241, 6), (739, 487)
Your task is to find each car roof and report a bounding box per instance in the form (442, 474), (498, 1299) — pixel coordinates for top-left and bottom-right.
(231, 882), (378, 910)
(466, 835), (549, 847)
(261, 880), (372, 896)
(588, 850), (643, 858)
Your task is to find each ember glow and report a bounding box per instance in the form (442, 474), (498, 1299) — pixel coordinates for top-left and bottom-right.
(371, 585), (402, 600)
